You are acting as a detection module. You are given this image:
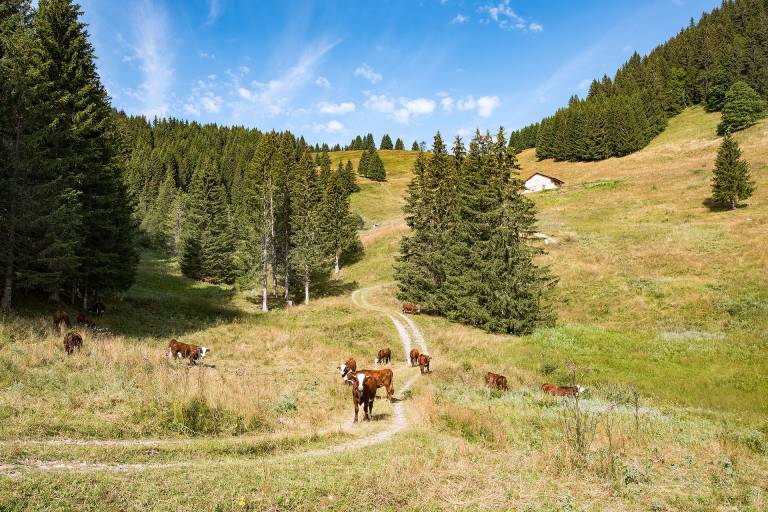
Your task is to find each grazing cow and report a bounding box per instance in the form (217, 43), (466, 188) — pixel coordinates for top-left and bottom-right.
(418, 354), (431, 374)
(484, 372), (508, 391)
(337, 357), (357, 378)
(63, 332), (83, 355)
(541, 383), (584, 397)
(166, 339), (210, 365)
(402, 303), (421, 315)
(53, 310), (71, 333)
(375, 347), (391, 364)
(344, 370), (377, 422)
(409, 348), (420, 367)
(77, 314), (95, 329)
(356, 368), (394, 401)
(88, 302), (106, 316)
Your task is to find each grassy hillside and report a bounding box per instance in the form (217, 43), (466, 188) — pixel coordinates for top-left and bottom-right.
(1, 109), (767, 511)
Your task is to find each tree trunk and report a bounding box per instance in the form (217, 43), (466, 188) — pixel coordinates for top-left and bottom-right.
(2, 103), (23, 310)
(262, 236), (269, 312)
(270, 190), (278, 297)
(304, 271), (309, 305)
(335, 253), (340, 274)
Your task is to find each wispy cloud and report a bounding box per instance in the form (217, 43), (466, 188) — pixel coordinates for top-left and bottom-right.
(317, 101), (356, 115)
(451, 14), (468, 24)
(314, 120), (344, 133)
(183, 78), (223, 117)
(480, 1), (542, 32)
(198, 50), (215, 59)
(354, 63), (382, 84)
(476, 95), (501, 117)
(125, 0), (174, 118)
(443, 94), (502, 117)
(315, 76), (331, 88)
(206, 0), (221, 25)
(364, 93), (435, 124)
(232, 39), (340, 116)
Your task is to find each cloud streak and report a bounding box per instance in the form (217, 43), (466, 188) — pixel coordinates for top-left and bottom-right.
(354, 63), (382, 84)
(481, 1), (542, 32)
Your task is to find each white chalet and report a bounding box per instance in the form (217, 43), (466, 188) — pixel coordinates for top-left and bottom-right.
(523, 172), (564, 193)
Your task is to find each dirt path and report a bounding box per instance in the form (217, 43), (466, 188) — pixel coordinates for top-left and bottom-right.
(0, 286), (428, 475)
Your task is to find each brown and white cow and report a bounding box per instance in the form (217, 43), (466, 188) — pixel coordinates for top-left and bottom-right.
(409, 348), (420, 367)
(356, 368), (394, 401)
(344, 370), (378, 422)
(337, 357), (357, 378)
(375, 347), (391, 364)
(541, 383), (584, 397)
(418, 354), (431, 374)
(167, 339), (210, 365)
(77, 314), (95, 329)
(484, 372), (508, 391)
(63, 332), (83, 355)
(402, 303), (421, 315)
(53, 310), (71, 333)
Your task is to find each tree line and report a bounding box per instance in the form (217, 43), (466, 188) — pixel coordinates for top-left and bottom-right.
(118, 117), (362, 308)
(395, 131), (556, 335)
(1, 0), (137, 310)
(508, 0), (768, 161)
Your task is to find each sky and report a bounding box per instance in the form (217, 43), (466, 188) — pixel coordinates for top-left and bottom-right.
(80, 0), (722, 146)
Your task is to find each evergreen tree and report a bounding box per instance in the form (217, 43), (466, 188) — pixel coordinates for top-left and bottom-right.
(718, 81), (767, 135)
(364, 133), (375, 150)
(411, 141), (420, 151)
(357, 149), (370, 178)
(290, 153), (329, 304)
(394, 137), (405, 150)
(364, 148), (386, 181)
(321, 165), (360, 274)
(339, 159), (358, 193)
(380, 133), (393, 150)
(711, 134), (755, 209)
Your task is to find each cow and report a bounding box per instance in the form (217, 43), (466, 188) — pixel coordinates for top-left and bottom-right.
(541, 383), (584, 397)
(88, 302), (106, 316)
(409, 348), (420, 367)
(402, 303), (421, 315)
(484, 372), (508, 391)
(356, 368), (394, 401)
(375, 347), (391, 364)
(63, 332), (83, 355)
(418, 354), (431, 374)
(77, 314), (95, 329)
(337, 357), (357, 378)
(167, 339), (210, 365)
(344, 370), (377, 422)
(53, 310), (71, 333)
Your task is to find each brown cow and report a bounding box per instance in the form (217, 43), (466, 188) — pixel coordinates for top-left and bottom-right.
(375, 347), (391, 364)
(418, 354), (431, 374)
(357, 368), (394, 401)
(484, 372), (508, 391)
(541, 383), (584, 397)
(409, 348), (420, 367)
(53, 310), (71, 333)
(402, 303), (421, 315)
(77, 314), (95, 329)
(337, 357), (356, 378)
(63, 332), (83, 355)
(167, 339), (210, 365)
(344, 371), (377, 422)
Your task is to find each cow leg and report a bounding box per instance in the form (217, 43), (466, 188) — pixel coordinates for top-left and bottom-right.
(387, 384), (394, 402)
(353, 396), (359, 423)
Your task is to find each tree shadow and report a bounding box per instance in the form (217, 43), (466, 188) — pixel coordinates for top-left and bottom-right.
(311, 277), (359, 300)
(702, 197), (747, 212)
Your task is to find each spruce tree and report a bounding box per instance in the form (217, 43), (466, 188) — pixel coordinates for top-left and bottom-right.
(394, 137), (405, 150)
(357, 149), (370, 178)
(321, 165), (360, 274)
(711, 134), (755, 209)
(364, 148), (386, 181)
(718, 81), (767, 135)
(380, 134), (393, 150)
(340, 159), (359, 193)
(411, 141), (420, 151)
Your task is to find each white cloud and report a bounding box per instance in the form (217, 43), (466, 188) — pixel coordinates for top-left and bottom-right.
(476, 95), (501, 117)
(354, 63), (382, 84)
(578, 78), (591, 91)
(206, 0), (221, 25)
(440, 96), (454, 111)
(481, 1), (542, 32)
(364, 94), (396, 113)
(232, 40), (339, 116)
(126, 1), (174, 118)
(403, 98), (435, 115)
(457, 95), (476, 111)
(451, 14), (468, 24)
(315, 76), (330, 88)
(317, 101), (356, 115)
(364, 93), (435, 124)
(315, 120), (344, 133)
(198, 51), (215, 59)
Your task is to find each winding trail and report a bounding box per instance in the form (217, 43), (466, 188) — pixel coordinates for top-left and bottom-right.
(0, 286), (427, 474)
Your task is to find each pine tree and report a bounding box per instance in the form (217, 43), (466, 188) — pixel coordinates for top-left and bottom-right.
(290, 152), (329, 304)
(718, 81), (767, 135)
(357, 149), (370, 178)
(321, 165), (360, 274)
(394, 137), (405, 150)
(340, 159), (358, 193)
(711, 134), (755, 209)
(364, 133), (375, 150)
(411, 141), (419, 151)
(380, 133), (393, 150)
(364, 148), (386, 181)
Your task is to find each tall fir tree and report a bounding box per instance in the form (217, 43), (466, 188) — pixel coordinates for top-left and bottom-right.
(339, 159), (358, 193)
(321, 165), (359, 274)
(364, 148), (386, 181)
(357, 149), (370, 178)
(394, 137), (405, 150)
(380, 133), (393, 150)
(711, 134), (755, 209)
(411, 140), (420, 151)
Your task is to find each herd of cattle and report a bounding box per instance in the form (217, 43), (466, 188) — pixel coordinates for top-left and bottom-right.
(52, 301), (584, 424)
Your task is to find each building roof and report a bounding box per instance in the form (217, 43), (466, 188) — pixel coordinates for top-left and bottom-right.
(524, 172), (564, 185)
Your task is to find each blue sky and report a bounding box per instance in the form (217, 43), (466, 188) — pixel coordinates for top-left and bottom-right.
(80, 0), (722, 145)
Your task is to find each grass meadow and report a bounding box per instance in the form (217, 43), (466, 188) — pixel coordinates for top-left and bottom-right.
(1, 107), (767, 510)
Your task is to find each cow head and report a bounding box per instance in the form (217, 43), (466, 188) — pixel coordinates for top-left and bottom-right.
(343, 371), (366, 394)
(374, 357), (380, 364)
(576, 385), (585, 394)
(338, 362), (352, 378)
(198, 347), (210, 360)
